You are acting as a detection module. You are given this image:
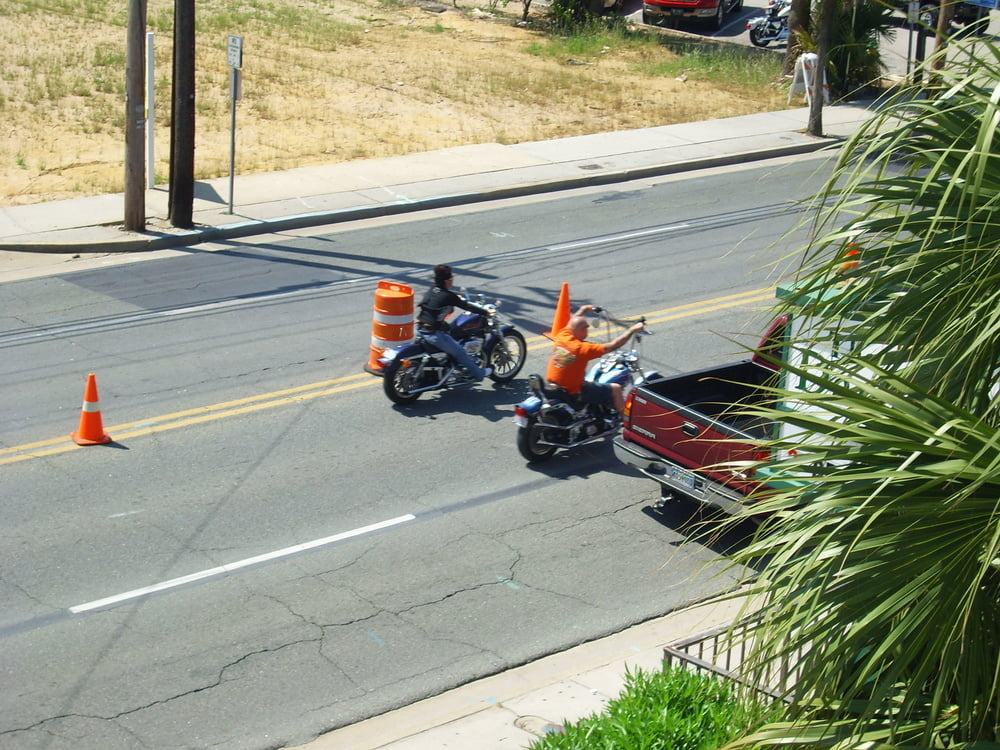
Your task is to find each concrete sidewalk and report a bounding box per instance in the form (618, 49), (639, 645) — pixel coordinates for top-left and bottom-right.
(0, 103), (877, 265)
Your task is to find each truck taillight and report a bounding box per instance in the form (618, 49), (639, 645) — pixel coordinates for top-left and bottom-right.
(746, 450), (771, 479)
(622, 393), (633, 423)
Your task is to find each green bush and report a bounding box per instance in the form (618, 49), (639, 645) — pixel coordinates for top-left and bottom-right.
(529, 665), (778, 750)
(547, 0), (629, 32)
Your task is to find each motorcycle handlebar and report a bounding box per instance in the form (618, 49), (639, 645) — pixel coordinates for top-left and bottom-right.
(590, 307), (651, 334)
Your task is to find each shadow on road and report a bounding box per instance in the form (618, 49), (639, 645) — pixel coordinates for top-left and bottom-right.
(385, 376), (532, 423)
(641, 498), (761, 559)
(526, 443), (647, 479)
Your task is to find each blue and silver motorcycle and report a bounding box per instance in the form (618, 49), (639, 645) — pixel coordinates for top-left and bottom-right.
(380, 293), (527, 405)
(513, 311), (654, 463)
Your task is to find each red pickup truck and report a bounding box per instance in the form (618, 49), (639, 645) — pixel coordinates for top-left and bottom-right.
(642, 0), (742, 30)
(612, 316), (786, 516)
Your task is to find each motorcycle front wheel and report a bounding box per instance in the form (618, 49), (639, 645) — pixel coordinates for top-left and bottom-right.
(748, 26), (771, 46)
(486, 330), (527, 383)
(517, 419), (558, 463)
(383, 360), (422, 405)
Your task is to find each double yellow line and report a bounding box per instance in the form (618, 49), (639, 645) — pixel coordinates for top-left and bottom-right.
(1, 287), (772, 466)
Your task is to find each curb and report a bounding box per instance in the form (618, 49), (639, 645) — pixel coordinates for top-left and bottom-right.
(0, 137), (838, 255)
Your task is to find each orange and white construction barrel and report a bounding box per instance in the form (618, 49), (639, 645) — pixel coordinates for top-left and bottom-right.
(365, 280), (415, 375)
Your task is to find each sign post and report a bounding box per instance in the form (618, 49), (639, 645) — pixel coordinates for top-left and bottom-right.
(227, 34), (243, 214)
(906, 0), (918, 77)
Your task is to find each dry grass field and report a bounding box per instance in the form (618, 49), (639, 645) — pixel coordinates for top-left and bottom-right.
(0, 0), (789, 206)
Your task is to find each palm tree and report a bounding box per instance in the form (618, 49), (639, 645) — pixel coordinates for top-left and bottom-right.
(799, 0), (896, 134)
(716, 38), (1000, 749)
(784, 0), (812, 76)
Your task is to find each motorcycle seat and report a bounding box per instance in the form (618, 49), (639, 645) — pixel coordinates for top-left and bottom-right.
(542, 381), (586, 410)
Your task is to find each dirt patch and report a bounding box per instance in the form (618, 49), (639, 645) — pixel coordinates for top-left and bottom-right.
(0, 0), (788, 206)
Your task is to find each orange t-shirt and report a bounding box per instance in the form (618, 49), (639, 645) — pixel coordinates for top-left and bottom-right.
(545, 327), (608, 393)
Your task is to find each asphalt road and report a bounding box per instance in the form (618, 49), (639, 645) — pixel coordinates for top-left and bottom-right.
(2, 154), (833, 749)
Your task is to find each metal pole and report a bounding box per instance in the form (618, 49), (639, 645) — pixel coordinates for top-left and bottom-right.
(228, 68), (237, 214)
(146, 31), (155, 189)
(906, 23), (913, 77)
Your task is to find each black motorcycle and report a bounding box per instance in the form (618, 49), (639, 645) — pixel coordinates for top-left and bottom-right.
(379, 293), (527, 404)
(513, 311), (654, 463)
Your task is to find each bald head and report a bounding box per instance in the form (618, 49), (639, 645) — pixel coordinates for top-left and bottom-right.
(568, 316), (590, 339)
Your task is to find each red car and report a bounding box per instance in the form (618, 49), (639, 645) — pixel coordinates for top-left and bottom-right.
(643, 0), (742, 30)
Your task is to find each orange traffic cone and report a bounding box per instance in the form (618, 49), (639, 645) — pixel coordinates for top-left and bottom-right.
(543, 282), (571, 340)
(71, 373), (112, 445)
(840, 243), (861, 273)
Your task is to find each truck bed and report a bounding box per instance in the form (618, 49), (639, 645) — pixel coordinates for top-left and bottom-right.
(615, 359), (778, 515)
(634, 360), (776, 439)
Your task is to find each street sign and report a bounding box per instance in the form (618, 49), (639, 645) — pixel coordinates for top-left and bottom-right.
(226, 34), (244, 214)
(227, 34), (243, 69)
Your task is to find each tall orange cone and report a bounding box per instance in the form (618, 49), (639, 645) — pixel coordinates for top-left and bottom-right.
(71, 373), (112, 445)
(543, 282), (571, 340)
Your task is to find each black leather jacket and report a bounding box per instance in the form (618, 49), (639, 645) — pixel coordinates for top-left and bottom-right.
(417, 286), (488, 332)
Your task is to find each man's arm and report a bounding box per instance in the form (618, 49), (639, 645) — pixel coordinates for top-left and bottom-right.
(602, 322), (646, 353)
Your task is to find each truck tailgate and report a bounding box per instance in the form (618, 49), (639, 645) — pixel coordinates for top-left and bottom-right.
(620, 360), (775, 500)
(623, 396), (764, 494)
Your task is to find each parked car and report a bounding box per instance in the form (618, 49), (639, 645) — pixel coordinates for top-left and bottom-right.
(643, 0), (743, 30)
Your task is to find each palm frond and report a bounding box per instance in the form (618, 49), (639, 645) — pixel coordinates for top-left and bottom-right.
(720, 349), (1000, 747)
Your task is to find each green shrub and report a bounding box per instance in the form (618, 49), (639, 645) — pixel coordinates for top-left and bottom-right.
(529, 665), (778, 750)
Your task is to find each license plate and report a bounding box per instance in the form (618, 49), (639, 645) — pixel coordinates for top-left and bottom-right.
(670, 466), (697, 489)
(671, 8), (683, 14)
(513, 415), (528, 428)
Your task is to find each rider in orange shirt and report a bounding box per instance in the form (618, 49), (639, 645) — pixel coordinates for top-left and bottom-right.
(545, 305), (646, 413)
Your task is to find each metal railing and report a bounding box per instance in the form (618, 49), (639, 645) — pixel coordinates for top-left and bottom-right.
(662, 615), (799, 703)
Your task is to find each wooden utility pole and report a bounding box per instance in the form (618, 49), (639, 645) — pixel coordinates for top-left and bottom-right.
(807, 0), (837, 136)
(124, 0), (147, 231)
(168, 0), (196, 228)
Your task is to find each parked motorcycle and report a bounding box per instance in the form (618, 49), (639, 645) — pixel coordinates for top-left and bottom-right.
(380, 292), (527, 404)
(513, 310), (655, 463)
(746, 0), (789, 47)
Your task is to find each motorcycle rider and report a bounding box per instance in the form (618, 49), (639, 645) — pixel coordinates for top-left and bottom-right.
(416, 264), (493, 381)
(545, 305), (645, 413)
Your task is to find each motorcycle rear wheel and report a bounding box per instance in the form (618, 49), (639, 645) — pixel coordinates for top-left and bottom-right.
(517, 420), (558, 463)
(487, 330), (527, 383)
(383, 361), (422, 405)
(749, 26), (770, 46)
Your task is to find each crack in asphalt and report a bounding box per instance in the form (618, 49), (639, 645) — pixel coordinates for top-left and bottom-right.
(0, 636), (328, 740)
